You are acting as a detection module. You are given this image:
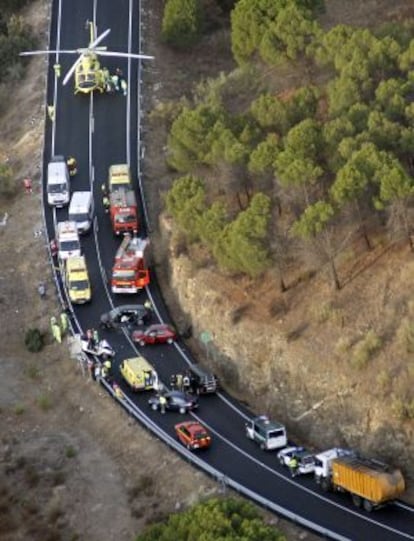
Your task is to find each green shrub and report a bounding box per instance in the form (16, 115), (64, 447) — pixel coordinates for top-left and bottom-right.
(24, 328), (44, 353)
(396, 318), (414, 353)
(65, 446), (77, 458)
(162, 0), (202, 49)
(0, 162), (16, 197)
(37, 394), (52, 411)
(350, 330), (382, 369)
(14, 403), (25, 415)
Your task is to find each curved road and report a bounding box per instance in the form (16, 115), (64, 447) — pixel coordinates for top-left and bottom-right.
(40, 1), (414, 540)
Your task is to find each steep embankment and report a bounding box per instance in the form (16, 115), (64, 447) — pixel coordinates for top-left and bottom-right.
(161, 218), (414, 485)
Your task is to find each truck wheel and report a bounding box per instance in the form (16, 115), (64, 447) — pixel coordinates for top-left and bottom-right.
(352, 495), (362, 508)
(363, 499), (373, 513)
(320, 478), (331, 492)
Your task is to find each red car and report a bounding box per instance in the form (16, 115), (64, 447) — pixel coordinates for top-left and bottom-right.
(174, 421), (212, 450)
(131, 324), (176, 346)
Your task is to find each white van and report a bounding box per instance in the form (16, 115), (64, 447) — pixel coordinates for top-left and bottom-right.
(68, 191), (93, 234)
(47, 155), (70, 207)
(56, 221), (81, 261)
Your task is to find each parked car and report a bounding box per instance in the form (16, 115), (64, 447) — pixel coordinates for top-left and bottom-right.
(175, 421), (211, 450)
(131, 324), (176, 346)
(100, 304), (151, 329)
(245, 415), (287, 450)
(277, 446), (316, 475)
(148, 391), (198, 414)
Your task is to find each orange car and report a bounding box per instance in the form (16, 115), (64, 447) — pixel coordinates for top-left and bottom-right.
(174, 421), (212, 450)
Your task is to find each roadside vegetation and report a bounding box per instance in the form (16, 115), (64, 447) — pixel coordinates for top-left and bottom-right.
(159, 0), (414, 293)
(136, 497), (286, 541)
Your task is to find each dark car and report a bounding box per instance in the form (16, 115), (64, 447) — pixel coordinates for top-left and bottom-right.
(148, 391), (198, 414)
(100, 304), (151, 329)
(188, 364), (218, 395)
(131, 324), (176, 346)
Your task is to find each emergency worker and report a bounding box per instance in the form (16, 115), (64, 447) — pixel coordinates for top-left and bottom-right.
(183, 372), (191, 392)
(144, 300), (152, 311)
(120, 78), (127, 96)
(53, 63), (61, 77)
(67, 156), (77, 176)
(113, 382), (124, 400)
(50, 316), (61, 343)
(47, 105), (55, 122)
(159, 393), (167, 414)
(60, 311), (69, 336)
(175, 373), (183, 392)
(111, 74), (119, 92)
(103, 194), (110, 213)
(288, 455), (299, 478)
(102, 359), (112, 380)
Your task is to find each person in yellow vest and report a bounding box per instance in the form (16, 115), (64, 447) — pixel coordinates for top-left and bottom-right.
(159, 393), (167, 414)
(112, 382), (124, 400)
(66, 156), (77, 176)
(47, 105), (55, 122)
(102, 359), (112, 381)
(60, 311), (69, 336)
(288, 455), (299, 478)
(103, 194), (110, 213)
(53, 63), (61, 77)
(50, 316), (61, 343)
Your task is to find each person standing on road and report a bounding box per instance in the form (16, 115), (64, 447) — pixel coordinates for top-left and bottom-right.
(288, 455), (299, 478)
(103, 194), (110, 213)
(159, 394), (167, 414)
(53, 63), (61, 78)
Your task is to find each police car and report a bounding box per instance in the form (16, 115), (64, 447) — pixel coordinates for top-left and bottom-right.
(277, 446), (316, 475)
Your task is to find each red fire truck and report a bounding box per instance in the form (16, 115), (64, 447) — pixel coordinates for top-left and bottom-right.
(109, 188), (138, 235)
(111, 234), (150, 294)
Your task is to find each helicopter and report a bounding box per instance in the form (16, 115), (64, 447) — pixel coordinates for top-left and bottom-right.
(20, 21), (153, 95)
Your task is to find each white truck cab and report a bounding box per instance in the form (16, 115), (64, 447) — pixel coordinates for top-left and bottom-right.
(245, 415), (287, 450)
(68, 191), (93, 234)
(47, 155), (70, 207)
(314, 448), (355, 481)
(57, 221), (81, 261)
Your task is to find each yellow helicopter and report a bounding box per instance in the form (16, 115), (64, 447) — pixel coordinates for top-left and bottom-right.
(20, 21), (153, 95)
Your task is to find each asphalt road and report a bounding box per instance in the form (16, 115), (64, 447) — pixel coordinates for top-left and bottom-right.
(40, 1), (414, 539)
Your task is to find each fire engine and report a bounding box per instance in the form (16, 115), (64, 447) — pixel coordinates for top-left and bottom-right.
(109, 188), (138, 235)
(111, 234), (150, 294)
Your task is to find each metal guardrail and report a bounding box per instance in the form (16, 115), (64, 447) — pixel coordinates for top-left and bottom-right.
(100, 377), (349, 541)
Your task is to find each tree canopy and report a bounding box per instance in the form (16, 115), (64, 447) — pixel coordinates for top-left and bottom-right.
(135, 497), (286, 541)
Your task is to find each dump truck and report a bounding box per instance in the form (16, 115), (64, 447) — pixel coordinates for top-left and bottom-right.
(109, 188), (138, 235)
(314, 448), (405, 511)
(111, 234), (150, 293)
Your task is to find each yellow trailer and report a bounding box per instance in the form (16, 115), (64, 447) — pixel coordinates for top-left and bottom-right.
(332, 456), (405, 511)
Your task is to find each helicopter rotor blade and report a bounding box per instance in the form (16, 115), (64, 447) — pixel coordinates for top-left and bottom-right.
(20, 50), (78, 56)
(89, 28), (111, 50)
(62, 55), (83, 86)
(97, 51), (154, 60)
